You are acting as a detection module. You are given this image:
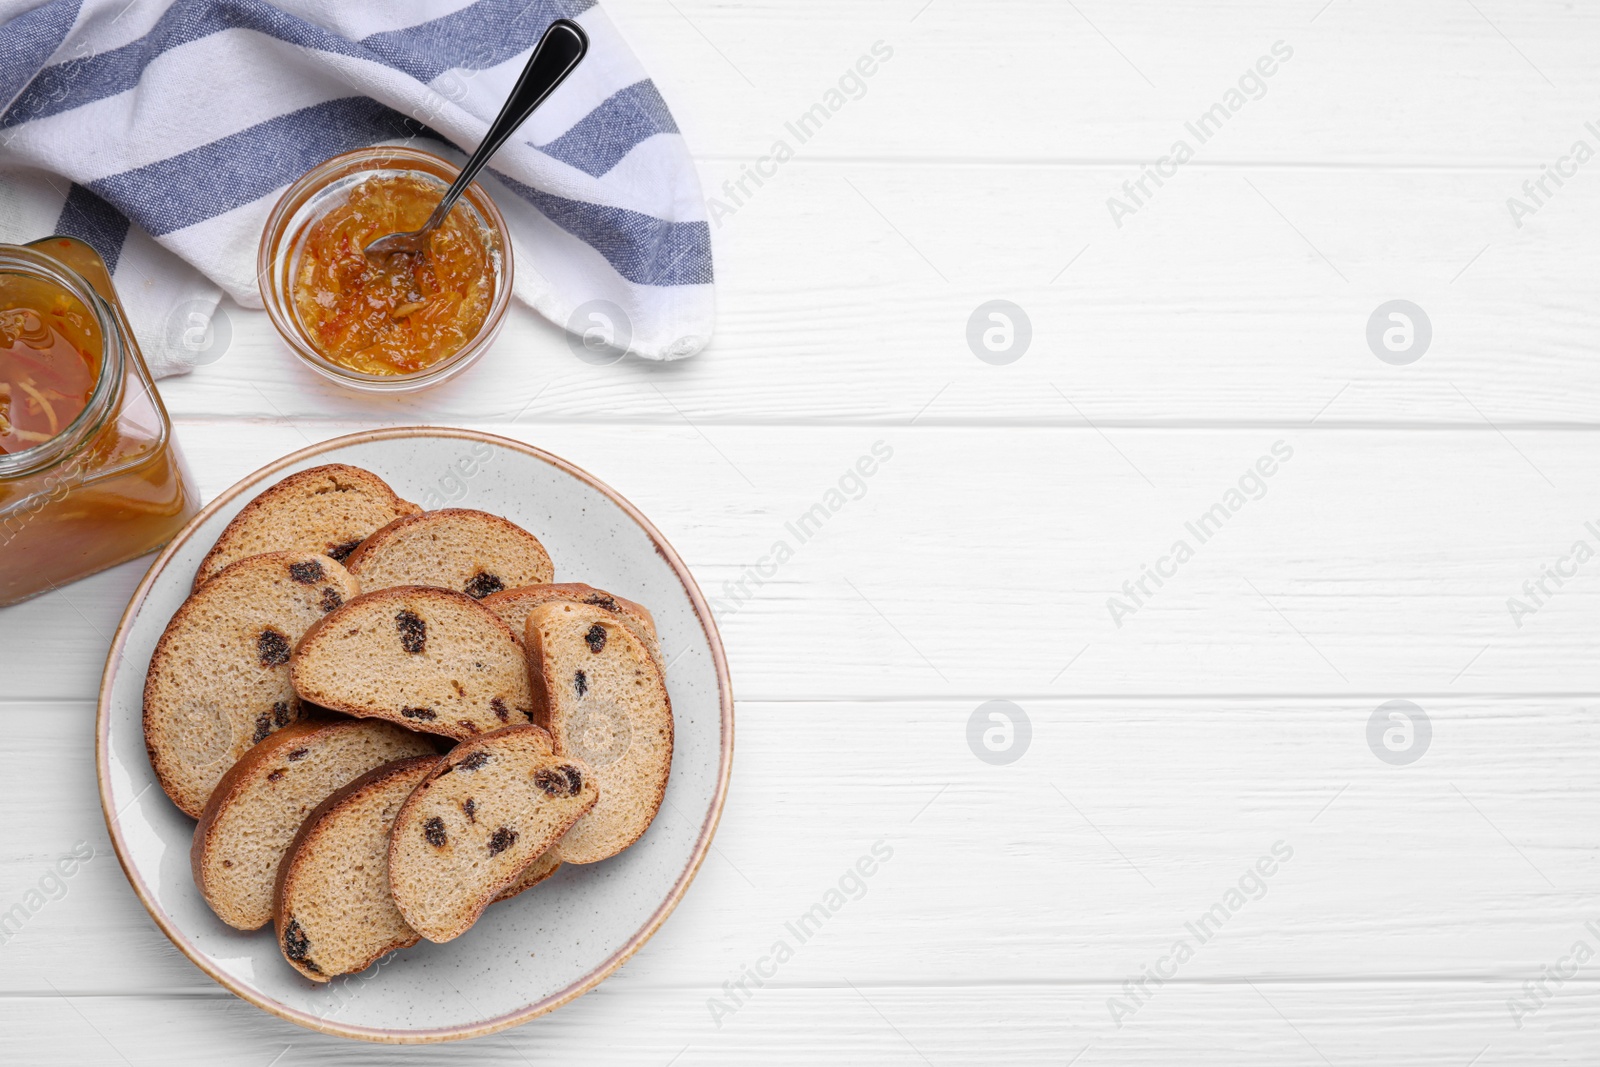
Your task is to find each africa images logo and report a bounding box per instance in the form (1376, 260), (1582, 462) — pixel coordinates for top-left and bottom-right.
(706, 839), (895, 1029)
(1106, 441), (1294, 627)
(1105, 41), (1294, 229)
(705, 41), (895, 226)
(1107, 841), (1294, 1028)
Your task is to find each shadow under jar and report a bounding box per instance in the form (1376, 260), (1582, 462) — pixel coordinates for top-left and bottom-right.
(0, 237), (199, 607)
(258, 146), (513, 393)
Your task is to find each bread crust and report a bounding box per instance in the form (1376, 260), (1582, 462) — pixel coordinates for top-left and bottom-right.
(289, 586), (532, 740)
(273, 755), (439, 982)
(493, 848), (562, 903)
(194, 464), (419, 591)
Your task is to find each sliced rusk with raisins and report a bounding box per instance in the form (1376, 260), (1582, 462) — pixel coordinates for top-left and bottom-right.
(273, 755), (439, 981)
(387, 726), (596, 943)
(143, 551), (361, 818)
(524, 601), (673, 864)
(192, 719), (437, 931)
(193, 464), (418, 590)
(343, 508), (553, 601)
(289, 586), (534, 740)
(483, 582), (661, 668)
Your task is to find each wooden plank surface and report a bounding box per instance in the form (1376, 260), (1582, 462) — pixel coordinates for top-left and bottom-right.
(144, 0), (1600, 426)
(159, 163), (1600, 427)
(5, 697), (1600, 996)
(8, 0), (1600, 1062)
(4, 420), (1599, 701)
(4, 983), (1598, 1065)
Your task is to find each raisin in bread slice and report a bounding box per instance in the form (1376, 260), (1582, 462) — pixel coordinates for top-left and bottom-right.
(524, 602), (673, 864)
(388, 726), (596, 942)
(144, 552), (362, 818)
(273, 755), (438, 981)
(344, 509), (553, 600)
(290, 586), (535, 740)
(194, 464), (418, 590)
(484, 583), (660, 667)
(192, 719), (437, 931)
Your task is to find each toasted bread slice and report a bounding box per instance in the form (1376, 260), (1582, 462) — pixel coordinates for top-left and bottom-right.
(194, 464), (418, 590)
(289, 586), (535, 740)
(524, 602), (672, 864)
(144, 552), (362, 818)
(192, 719), (436, 931)
(273, 756), (438, 981)
(495, 848), (562, 902)
(483, 583), (660, 666)
(388, 726), (596, 942)
(344, 509), (553, 600)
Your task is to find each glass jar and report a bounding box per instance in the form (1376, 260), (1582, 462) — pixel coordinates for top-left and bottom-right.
(0, 237), (198, 606)
(257, 146), (513, 393)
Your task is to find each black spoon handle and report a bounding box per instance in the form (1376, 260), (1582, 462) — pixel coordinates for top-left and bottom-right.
(428, 19), (589, 226)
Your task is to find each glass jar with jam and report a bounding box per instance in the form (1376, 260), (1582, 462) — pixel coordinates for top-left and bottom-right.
(0, 237), (198, 607)
(258, 146), (513, 392)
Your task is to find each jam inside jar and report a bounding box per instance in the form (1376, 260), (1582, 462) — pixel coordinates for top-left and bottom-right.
(292, 173), (495, 376)
(0, 277), (101, 452)
(0, 237), (198, 607)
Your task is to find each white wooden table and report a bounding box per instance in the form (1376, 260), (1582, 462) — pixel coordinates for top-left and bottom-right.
(6, 0), (1600, 1062)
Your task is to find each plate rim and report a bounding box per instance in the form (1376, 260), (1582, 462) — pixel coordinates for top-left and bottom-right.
(94, 426), (735, 1044)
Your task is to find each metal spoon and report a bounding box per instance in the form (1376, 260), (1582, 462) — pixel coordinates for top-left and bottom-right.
(364, 18), (589, 257)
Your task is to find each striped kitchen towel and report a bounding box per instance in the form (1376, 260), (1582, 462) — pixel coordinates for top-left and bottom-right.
(0, 0), (713, 377)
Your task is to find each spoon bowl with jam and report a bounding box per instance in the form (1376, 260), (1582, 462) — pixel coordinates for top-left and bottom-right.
(292, 172), (497, 378)
(258, 19), (587, 392)
(260, 148), (512, 392)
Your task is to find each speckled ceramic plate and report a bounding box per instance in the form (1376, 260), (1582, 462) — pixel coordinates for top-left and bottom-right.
(95, 427), (733, 1042)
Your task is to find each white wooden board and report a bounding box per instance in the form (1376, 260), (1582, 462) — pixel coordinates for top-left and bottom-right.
(7, 0), (1600, 1062)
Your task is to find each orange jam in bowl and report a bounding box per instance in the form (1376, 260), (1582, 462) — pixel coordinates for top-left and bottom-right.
(259, 147), (512, 392)
(293, 174), (494, 375)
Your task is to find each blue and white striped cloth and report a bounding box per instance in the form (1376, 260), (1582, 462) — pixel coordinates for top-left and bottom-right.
(0, 0), (714, 376)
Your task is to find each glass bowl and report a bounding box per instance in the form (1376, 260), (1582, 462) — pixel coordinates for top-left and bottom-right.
(257, 146), (513, 393)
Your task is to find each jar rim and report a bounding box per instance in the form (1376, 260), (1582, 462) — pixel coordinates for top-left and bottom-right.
(0, 243), (126, 479)
(256, 145), (514, 393)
